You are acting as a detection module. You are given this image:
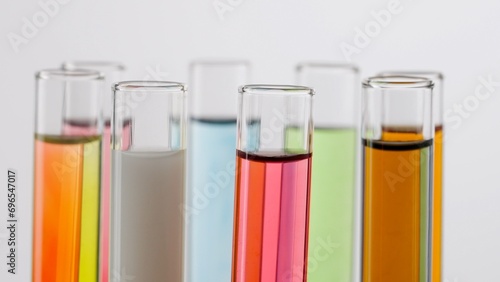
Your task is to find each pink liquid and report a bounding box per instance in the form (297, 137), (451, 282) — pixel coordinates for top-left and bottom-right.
(100, 123), (111, 282)
(100, 120), (131, 282)
(232, 150), (312, 282)
(62, 120), (99, 136)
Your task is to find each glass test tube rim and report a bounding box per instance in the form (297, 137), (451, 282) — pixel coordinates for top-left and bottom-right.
(62, 61), (126, 72)
(296, 61), (360, 73)
(363, 76), (434, 89)
(36, 69), (104, 81)
(377, 70), (444, 81)
(239, 84), (315, 96)
(362, 75), (434, 142)
(114, 80), (187, 92)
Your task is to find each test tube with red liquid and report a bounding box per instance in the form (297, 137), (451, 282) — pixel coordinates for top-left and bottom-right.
(232, 85), (314, 282)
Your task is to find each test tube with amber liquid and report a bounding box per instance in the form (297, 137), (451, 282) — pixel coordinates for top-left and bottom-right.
(361, 76), (434, 282)
(378, 71), (443, 282)
(33, 69), (103, 282)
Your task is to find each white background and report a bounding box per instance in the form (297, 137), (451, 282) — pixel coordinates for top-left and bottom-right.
(1, 0), (500, 281)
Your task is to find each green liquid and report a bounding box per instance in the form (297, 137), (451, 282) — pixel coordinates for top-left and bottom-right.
(307, 128), (357, 282)
(79, 137), (101, 282)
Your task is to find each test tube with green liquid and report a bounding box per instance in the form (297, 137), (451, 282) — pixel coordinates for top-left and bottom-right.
(296, 63), (359, 282)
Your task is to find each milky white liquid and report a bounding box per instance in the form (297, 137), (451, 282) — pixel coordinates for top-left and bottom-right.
(110, 150), (185, 282)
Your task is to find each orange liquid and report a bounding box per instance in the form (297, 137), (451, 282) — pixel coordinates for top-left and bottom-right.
(33, 135), (101, 282)
(362, 129), (432, 282)
(432, 126), (443, 282)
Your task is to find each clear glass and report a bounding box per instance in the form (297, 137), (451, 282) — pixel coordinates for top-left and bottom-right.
(233, 85), (314, 282)
(33, 69), (103, 282)
(62, 61), (125, 282)
(377, 71), (443, 127)
(62, 61), (125, 120)
(361, 76), (434, 282)
(296, 62), (359, 282)
(190, 60), (249, 119)
(186, 61), (250, 282)
(377, 71), (443, 282)
(110, 81), (187, 282)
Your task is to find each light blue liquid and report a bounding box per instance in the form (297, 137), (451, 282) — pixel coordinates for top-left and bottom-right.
(186, 119), (237, 282)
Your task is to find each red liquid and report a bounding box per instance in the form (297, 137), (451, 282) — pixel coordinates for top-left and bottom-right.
(232, 150), (312, 282)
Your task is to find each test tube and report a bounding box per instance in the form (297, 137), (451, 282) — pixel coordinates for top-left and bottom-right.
(33, 69), (104, 282)
(233, 85), (314, 281)
(296, 63), (359, 282)
(110, 81), (187, 281)
(63, 61), (126, 282)
(361, 76), (434, 282)
(186, 61), (250, 282)
(378, 70), (443, 282)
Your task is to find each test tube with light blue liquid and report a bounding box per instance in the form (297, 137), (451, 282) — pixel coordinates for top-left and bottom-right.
(186, 61), (250, 282)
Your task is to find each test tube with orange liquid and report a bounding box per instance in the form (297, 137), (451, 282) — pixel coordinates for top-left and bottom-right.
(378, 71), (444, 282)
(361, 76), (434, 282)
(33, 69), (103, 282)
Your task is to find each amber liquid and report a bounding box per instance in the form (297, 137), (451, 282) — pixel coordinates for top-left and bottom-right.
(362, 129), (432, 282)
(33, 135), (101, 282)
(432, 126), (443, 282)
